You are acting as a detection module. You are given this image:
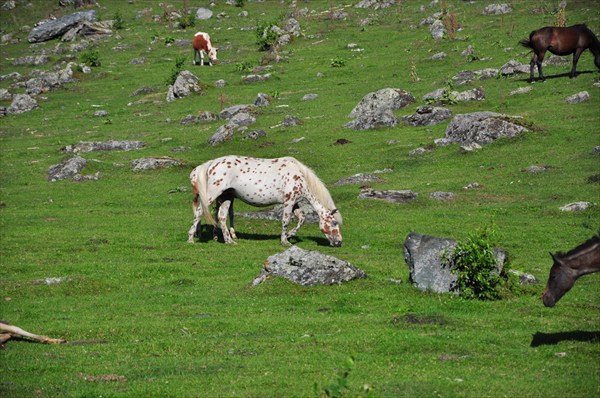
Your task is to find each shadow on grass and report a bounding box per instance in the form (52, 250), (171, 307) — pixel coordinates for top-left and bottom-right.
(196, 226), (332, 247)
(530, 331), (600, 347)
(516, 70), (596, 83)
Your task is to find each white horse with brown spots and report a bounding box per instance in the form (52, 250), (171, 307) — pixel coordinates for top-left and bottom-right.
(187, 156), (343, 247)
(192, 32), (218, 66)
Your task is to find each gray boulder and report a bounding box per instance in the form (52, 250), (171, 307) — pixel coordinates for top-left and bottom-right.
(498, 60), (529, 76)
(565, 91), (590, 104)
(358, 188), (418, 203)
(131, 157), (183, 172)
(404, 232), (506, 294)
(405, 106), (452, 126)
(47, 155), (86, 182)
(180, 112), (219, 125)
(344, 110), (398, 131)
(349, 88), (415, 118)
(482, 4), (512, 15)
(430, 19), (446, 40)
(196, 7), (213, 20)
(28, 10), (96, 43)
(255, 93), (272, 107)
(13, 55), (49, 66)
(335, 173), (384, 186)
(208, 124), (236, 146)
(166, 71), (202, 102)
(404, 233), (458, 293)
(242, 129), (267, 140)
(62, 140), (145, 153)
(444, 112), (530, 146)
(0, 89), (12, 101)
(7, 94), (38, 114)
(559, 202), (591, 212)
(229, 112), (256, 127)
(355, 0), (396, 9)
(453, 87), (485, 102)
(252, 246), (367, 287)
(26, 63), (76, 95)
(220, 104), (257, 120)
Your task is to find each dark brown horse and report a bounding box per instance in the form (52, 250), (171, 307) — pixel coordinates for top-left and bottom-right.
(542, 235), (600, 307)
(520, 24), (600, 82)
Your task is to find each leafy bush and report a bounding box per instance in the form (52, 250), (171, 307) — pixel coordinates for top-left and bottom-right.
(164, 36), (175, 45)
(235, 61), (253, 73)
(256, 20), (279, 51)
(178, 12), (196, 29)
(112, 11), (124, 30)
(330, 56), (346, 67)
(444, 226), (515, 300)
(80, 49), (101, 67)
(166, 56), (186, 86)
(314, 357), (373, 398)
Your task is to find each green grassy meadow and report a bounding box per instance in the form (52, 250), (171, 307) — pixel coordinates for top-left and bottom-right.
(1, 1), (599, 397)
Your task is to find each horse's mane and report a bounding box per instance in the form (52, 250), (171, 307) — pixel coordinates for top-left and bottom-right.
(555, 234), (600, 260)
(290, 158), (343, 224)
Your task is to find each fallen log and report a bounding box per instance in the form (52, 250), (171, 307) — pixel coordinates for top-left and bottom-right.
(0, 322), (66, 345)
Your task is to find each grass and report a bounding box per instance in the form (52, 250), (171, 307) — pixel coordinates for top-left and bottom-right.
(1, 1), (599, 397)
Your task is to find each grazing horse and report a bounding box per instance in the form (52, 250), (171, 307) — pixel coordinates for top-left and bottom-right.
(542, 235), (600, 307)
(519, 24), (600, 82)
(187, 156), (343, 247)
(192, 32), (218, 66)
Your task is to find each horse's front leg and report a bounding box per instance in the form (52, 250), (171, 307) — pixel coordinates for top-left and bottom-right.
(280, 204), (295, 246)
(218, 200), (236, 244)
(187, 193), (201, 243)
(286, 207), (306, 239)
(570, 49), (584, 78)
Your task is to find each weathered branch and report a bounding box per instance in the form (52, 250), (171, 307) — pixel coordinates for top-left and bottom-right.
(0, 323), (66, 345)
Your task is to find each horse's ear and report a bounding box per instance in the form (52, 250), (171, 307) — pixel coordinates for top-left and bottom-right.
(331, 208), (338, 215)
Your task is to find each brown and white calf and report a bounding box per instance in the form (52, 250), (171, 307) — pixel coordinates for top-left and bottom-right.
(192, 32), (218, 66)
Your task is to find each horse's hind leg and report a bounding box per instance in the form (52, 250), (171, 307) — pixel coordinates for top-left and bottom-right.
(228, 199), (237, 240)
(534, 51), (546, 81)
(187, 193), (202, 243)
(218, 200), (236, 244)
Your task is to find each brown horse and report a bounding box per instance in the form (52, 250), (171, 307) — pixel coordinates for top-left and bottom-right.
(519, 24), (600, 82)
(542, 235), (600, 307)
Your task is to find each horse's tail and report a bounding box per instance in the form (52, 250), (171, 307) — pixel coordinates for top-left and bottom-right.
(291, 158), (343, 225)
(191, 161), (216, 225)
(519, 38), (533, 49)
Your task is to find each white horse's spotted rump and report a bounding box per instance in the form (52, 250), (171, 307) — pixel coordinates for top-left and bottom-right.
(187, 155), (342, 246)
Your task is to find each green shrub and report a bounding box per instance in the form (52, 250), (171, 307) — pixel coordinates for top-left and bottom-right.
(314, 357), (373, 398)
(256, 20), (279, 51)
(112, 11), (124, 30)
(178, 12), (196, 29)
(164, 36), (175, 45)
(166, 56), (186, 86)
(235, 61), (253, 73)
(444, 226), (515, 300)
(330, 56), (346, 67)
(80, 49), (101, 67)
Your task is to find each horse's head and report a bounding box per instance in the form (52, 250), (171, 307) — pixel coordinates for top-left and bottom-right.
(209, 47), (218, 63)
(542, 252), (576, 307)
(319, 208), (342, 247)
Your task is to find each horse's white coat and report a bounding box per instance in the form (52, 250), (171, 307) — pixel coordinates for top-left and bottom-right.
(188, 156), (342, 246)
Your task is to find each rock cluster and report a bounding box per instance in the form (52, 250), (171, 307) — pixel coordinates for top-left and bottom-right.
(252, 246), (367, 287)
